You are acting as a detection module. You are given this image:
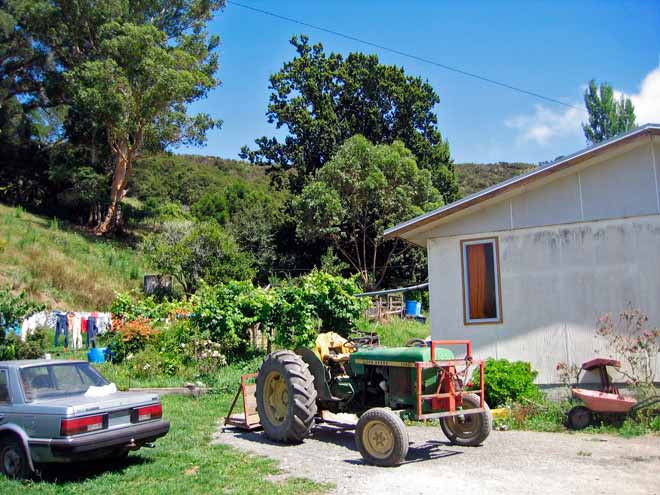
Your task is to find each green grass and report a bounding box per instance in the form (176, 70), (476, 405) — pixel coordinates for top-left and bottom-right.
(357, 318), (430, 347)
(0, 394), (330, 495)
(0, 204), (149, 310)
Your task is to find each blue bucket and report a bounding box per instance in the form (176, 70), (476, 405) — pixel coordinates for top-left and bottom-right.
(405, 300), (421, 317)
(88, 347), (107, 364)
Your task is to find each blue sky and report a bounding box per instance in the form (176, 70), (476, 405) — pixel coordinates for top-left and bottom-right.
(179, 1), (660, 164)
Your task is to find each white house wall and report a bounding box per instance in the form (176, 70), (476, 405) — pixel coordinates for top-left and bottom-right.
(427, 214), (660, 384)
(420, 138), (660, 241)
(580, 142), (658, 221)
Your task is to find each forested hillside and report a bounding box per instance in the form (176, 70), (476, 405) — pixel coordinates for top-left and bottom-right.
(455, 162), (536, 197)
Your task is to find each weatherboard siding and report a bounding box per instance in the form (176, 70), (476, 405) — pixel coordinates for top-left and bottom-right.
(428, 214), (660, 384)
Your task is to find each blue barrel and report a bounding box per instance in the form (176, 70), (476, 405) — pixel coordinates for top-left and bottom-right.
(88, 347), (106, 364)
(405, 300), (421, 317)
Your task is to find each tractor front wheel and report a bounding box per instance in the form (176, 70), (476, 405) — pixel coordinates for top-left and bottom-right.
(256, 351), (318, 443)
(355, 408), (409, 467)
(440, 393), (492, 446)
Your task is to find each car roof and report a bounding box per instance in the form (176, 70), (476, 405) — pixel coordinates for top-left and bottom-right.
(0, 359), (87, 368)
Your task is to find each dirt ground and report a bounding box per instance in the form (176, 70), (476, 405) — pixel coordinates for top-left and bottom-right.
(214, 417), (660, 495)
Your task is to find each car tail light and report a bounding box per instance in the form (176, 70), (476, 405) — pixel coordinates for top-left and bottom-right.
(131, 403), (162, 423)
(61, 414), (107, 436)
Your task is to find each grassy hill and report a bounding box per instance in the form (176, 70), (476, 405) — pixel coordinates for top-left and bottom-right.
(0, 204), (148, 310)
(456, 162), (536, 197)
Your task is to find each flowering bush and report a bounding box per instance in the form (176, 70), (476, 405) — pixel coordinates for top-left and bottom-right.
(108, 317), (159, 362)
(595, 308), (660, 393)
(190, 339), (227, 377)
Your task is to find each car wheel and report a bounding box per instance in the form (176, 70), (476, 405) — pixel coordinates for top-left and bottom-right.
(0, 438), (30, 479)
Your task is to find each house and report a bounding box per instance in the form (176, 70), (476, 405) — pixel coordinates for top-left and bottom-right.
(384, 124), (660, 385)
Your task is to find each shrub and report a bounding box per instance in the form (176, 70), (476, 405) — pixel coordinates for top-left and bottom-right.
(650, 416), (660, 432)
(471, 358), (543, 407)
(141, 220), (255, 293)
(0, 286), (44, 329)
(111, 291), (193, 321)
(299, 270), (368, 337)
(107, 317), (159, 363)
(193, 281), (271, 359)
(0, 327), (49, 360)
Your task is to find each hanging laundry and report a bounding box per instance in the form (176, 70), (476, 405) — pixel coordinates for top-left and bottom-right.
(71, 314), (82, 350)
(19, 310), (49, 342)
(54, 312), (69, 347)
(87, 316), (99, 348)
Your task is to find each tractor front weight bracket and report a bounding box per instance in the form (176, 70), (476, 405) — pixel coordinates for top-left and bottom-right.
(414, 340), (485, 421)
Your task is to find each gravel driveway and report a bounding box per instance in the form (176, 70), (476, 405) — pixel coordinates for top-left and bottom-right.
(214, 418), (660, 495)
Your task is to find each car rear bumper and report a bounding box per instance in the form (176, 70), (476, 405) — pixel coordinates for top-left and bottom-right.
(30, 420), (170, 461)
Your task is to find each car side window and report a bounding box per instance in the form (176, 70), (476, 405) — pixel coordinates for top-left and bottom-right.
(0, 369), (9, 404)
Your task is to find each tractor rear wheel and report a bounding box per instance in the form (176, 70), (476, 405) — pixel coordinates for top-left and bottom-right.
(256, 350), (317, 443)
(355, 408), (409, 467)
(440, 393), (492, 446)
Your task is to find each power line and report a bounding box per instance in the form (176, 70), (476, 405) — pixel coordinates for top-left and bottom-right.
(226, 1), (585, 112)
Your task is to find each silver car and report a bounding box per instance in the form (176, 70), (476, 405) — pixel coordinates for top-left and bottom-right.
(0, 359), (170, 479)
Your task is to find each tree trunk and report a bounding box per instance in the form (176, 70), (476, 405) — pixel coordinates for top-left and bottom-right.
(96, 143), (130, 235)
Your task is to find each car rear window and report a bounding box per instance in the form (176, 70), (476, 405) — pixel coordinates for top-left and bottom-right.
(20, 363), (109, 401)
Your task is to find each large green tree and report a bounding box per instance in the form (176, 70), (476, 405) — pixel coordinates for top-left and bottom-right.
(241, 35), (457, 201)
(294, 135), (442, 290)
(582, 79), (636, 144)
(8, 0), (223, 233)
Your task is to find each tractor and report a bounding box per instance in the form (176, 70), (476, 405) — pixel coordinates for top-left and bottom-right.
(254, 332), (491, 466)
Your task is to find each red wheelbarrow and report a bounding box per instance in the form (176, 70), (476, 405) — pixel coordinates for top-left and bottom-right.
(567, 358), (660, 430)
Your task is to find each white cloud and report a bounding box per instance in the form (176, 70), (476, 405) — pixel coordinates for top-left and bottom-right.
(505, 58), (660, 147)
(616, 62), (660, 125)
(505, 104), (584, 146)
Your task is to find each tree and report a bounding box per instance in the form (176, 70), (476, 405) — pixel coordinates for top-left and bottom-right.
(241, 35), (457, 202)
(9, 0), (224, 233)
(192, 181), (284, 282)
(294, 135), (442, 290)
(0, 3), (52, 109)
(67, 21), (219, 233)
(582, 80), (636, 144)
(142, 221), (255, 293)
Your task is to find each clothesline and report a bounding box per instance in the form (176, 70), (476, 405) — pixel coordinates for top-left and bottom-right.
(6, 310), (113, 350)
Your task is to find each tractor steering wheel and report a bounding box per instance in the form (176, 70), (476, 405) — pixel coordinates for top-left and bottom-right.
(405, 338), (427, 348)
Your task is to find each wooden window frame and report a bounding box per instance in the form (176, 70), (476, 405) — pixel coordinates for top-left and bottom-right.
(460, 237), (503, 325)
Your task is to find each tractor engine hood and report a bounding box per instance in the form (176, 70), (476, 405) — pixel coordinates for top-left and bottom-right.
(349, 346), (454, 368)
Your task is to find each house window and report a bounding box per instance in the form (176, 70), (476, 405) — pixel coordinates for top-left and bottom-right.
(461, 238), (502, 324)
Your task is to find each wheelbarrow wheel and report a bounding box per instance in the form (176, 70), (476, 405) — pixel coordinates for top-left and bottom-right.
(355, 408), (409, 467)
(566, 406), (592, 430)
(440, 393), (492, 446)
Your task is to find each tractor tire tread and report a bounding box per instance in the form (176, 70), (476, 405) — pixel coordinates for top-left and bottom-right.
(256, 350), (318, 443)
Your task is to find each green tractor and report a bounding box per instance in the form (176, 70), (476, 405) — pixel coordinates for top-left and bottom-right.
(255, 332), (491, 466)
